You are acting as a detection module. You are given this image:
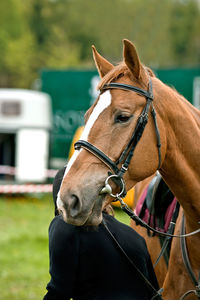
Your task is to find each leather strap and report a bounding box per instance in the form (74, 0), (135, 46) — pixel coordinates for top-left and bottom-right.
(154, 202), (180, 268)
(180, 214), (200, 298)
(119, 199), (200, 238)
(75, 140), (120, 174)
(102, 82), (154, 100)
(102, 218), (163, 300)
(75, 78), (161, 176)
(74, 78), (162, 201)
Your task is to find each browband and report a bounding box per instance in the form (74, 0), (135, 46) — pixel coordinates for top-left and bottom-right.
(101, 82), (154, 100)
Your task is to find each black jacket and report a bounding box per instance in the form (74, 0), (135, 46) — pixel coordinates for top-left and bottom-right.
(44, 168), (159, 300)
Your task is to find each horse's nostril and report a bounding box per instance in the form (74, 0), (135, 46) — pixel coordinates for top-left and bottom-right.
(69, 194), (82, 218)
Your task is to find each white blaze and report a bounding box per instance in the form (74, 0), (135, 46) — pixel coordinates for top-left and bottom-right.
(57, 91), (112, 208)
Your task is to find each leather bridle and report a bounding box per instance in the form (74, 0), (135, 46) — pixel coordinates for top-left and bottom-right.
(73, 77), (200, 299)
(75, 77), (161, 197)
(74, 78), (200, 239)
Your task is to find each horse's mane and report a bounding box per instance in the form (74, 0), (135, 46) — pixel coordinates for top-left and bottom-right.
(97, 62), (155, 91)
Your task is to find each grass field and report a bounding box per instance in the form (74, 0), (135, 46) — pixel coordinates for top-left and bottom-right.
(0, 194), (130, 300)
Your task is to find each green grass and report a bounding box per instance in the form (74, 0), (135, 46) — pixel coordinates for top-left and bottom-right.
(0, 195), (54, 300)
(0, 195), (130, 300)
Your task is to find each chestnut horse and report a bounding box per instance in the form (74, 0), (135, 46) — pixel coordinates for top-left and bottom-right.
(57, 40), (200, 299)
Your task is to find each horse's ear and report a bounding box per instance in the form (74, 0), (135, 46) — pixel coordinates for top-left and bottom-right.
(123, 39), (141, 79)
(92, 45), (113, 78)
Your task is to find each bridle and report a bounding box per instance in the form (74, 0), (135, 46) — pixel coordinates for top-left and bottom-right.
(75, 77), (161, 198)
(74, 77), (200, 299)
(75, 77), (200, 239)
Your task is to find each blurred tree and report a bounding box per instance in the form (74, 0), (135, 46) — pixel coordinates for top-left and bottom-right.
(0, 0), (25, 86)
(4, 33), (36, 88)
(170, 0), (200, 65)
(29, 0), (50, 47)
(0, 0), (200, 88)
(126, 0), (173, 67)
(26, 0), (81, 69)
(64, 0), (133, 62)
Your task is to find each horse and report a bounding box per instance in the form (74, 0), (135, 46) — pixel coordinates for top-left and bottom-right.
(57, 39), (200, 299)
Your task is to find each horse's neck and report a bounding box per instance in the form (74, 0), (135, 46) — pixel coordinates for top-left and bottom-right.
(159, 90), (200, 227)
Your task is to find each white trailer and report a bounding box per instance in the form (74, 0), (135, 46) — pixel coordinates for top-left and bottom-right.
(0, 89), (52, 182)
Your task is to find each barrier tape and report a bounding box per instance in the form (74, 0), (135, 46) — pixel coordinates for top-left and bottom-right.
(0, 184), (53, 194)
(0, 165), (56, 194)
(0, 165), (58, 178)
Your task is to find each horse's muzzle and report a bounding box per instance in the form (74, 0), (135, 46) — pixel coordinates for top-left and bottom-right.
(58, 184), (105, 226)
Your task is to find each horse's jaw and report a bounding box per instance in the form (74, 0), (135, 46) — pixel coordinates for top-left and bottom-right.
(57, 177), (108, 226)
(60, 198), (104, 226)
(59, 207), (103, 226)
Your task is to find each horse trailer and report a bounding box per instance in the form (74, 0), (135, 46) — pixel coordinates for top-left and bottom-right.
(0, 89), (52, 182)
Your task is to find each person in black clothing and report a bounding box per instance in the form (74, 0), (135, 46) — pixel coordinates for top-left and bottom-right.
(43, 167), (159, 300)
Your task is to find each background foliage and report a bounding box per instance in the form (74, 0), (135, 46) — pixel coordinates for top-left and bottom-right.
(0, 0), (200, 88)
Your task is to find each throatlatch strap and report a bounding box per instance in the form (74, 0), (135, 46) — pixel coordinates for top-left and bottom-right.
(151, 108), (161, 169)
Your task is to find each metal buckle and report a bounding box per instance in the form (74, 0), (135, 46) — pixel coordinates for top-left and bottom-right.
(100, 174), (125, 199)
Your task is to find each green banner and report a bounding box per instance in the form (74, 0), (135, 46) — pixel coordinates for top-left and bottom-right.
(41, 67), (200, 162)
(41, 70), (100, 161)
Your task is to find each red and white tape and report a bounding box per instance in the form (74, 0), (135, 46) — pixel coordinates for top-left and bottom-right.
(0, 165), (58, 178)
(0, 184), (53, 194)
(0, 165), (57, 194)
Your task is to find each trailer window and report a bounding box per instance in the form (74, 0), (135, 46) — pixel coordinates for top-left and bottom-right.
(1, 101), (21, 116)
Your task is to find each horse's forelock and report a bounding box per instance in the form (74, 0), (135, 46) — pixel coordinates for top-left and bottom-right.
(97, 63), (154, 91)
(97, 63), (128, 90)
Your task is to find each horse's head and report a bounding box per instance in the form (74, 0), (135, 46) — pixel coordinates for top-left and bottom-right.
(57, 39), (166, 226)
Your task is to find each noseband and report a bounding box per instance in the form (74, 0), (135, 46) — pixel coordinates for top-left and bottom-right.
(75, 78), (161, 197)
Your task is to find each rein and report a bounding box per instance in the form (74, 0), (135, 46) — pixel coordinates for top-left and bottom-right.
(103, 208), (200, 300)
(117, 196), (200, 238)
(180, 214), (200, 299)
(102, 218), (163, 300)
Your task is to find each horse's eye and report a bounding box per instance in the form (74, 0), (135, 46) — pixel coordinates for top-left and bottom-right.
(115, 114), (132, 124)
